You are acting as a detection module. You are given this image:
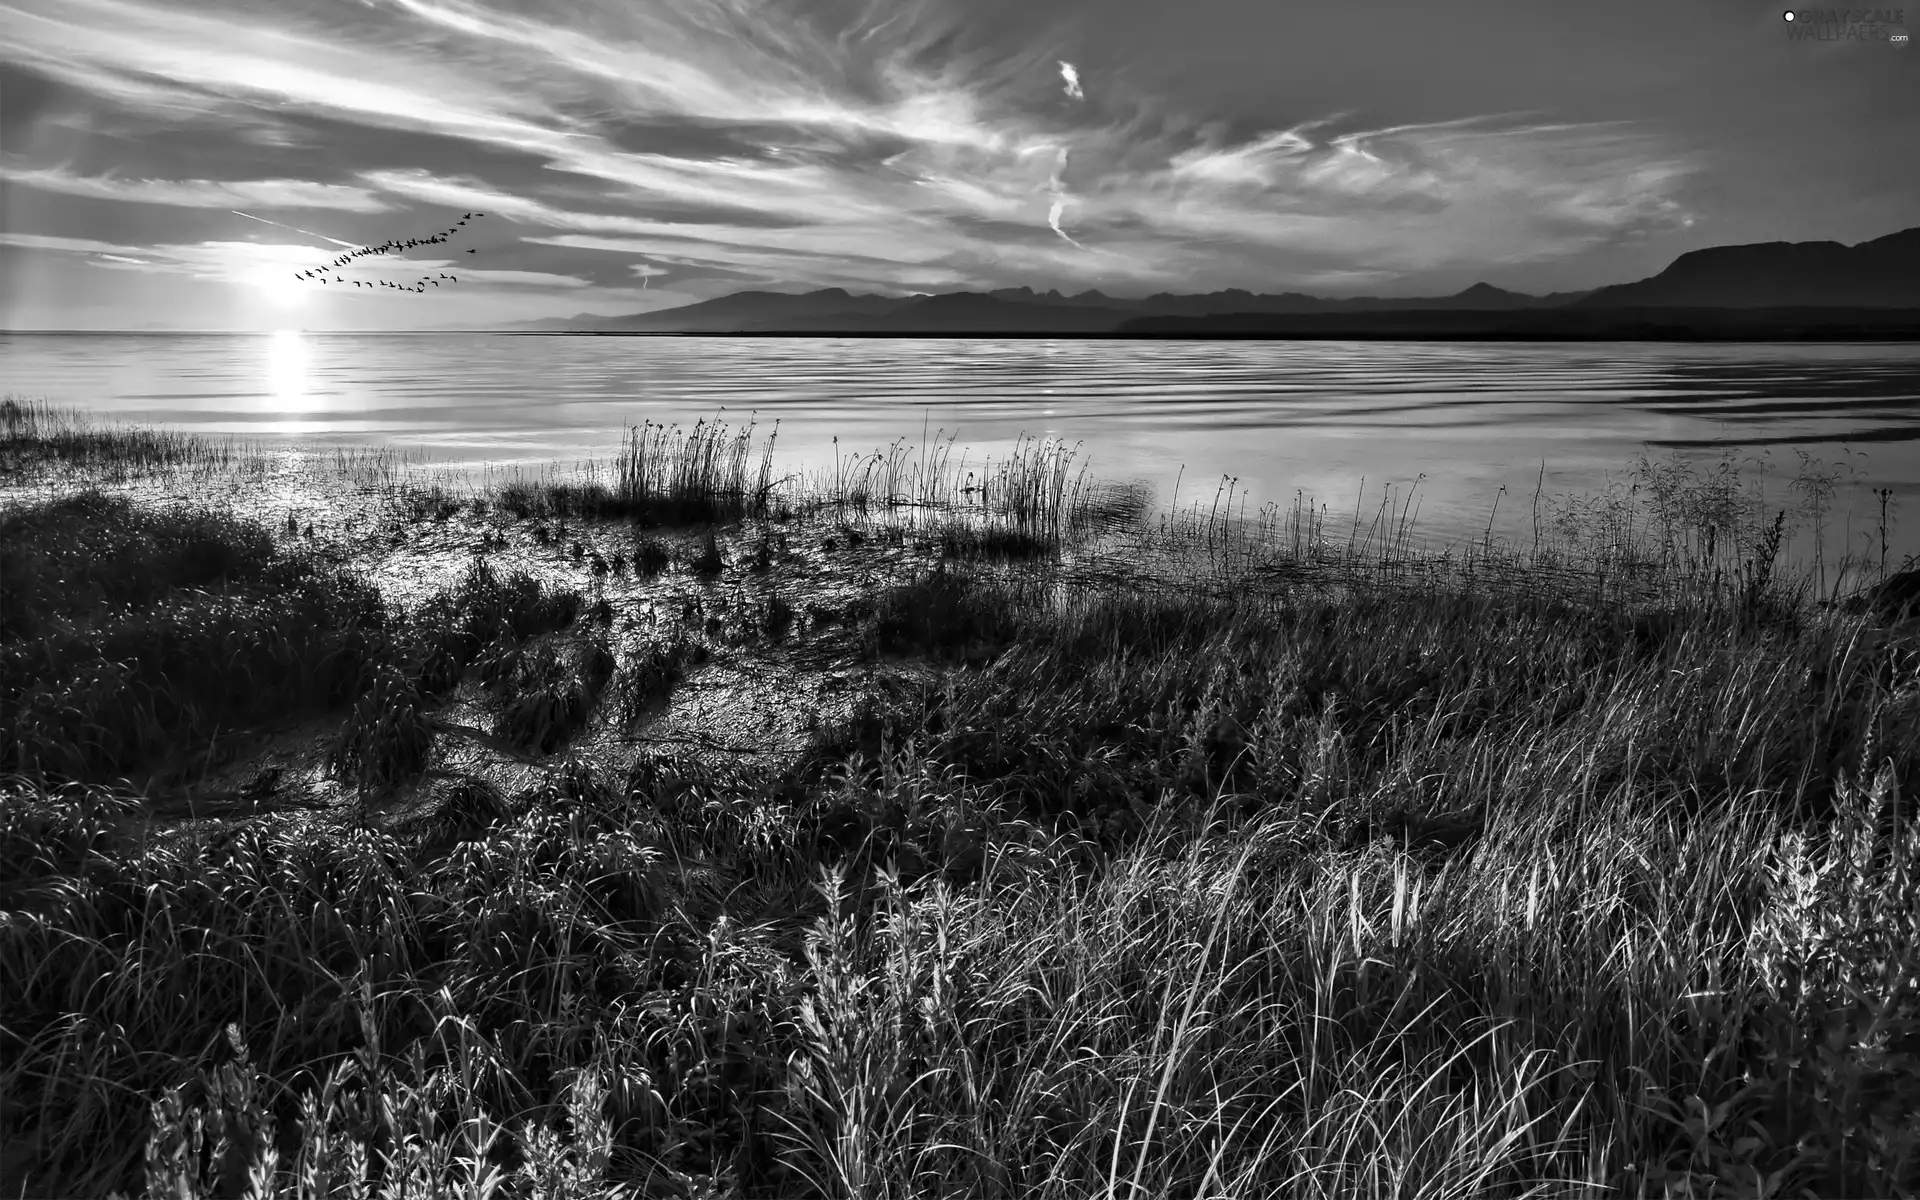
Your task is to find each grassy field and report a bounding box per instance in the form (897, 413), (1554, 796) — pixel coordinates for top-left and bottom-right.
(1, 396), (1917, 1199)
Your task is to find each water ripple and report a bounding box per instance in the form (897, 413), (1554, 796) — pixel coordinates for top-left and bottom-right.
(7, 332), (1920, 556)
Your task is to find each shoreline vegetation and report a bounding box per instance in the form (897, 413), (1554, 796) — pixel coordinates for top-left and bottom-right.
(3, 395), (1919, 1198)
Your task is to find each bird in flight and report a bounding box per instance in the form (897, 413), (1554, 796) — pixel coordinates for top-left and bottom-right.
(296, 212), (485, 290)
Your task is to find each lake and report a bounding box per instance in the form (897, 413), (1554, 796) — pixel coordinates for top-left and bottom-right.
(6, 331), (1920, 568)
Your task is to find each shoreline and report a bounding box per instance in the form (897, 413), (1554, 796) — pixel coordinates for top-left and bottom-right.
(13, 304), (1920, 340)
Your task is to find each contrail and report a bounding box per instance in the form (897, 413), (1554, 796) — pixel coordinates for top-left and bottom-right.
(1059, 61), (1084, 101)
(230, 210), (357, 248)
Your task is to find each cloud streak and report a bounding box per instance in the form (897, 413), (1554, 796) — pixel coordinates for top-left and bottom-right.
(0, 0), (1705, 327)
(228, 212), (361, 248)
(1043, 147), (1083, 249)
(0, 162), (390, 213)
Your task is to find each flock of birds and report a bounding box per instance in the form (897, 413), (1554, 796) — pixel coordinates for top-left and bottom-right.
(295, 212), (484, 294)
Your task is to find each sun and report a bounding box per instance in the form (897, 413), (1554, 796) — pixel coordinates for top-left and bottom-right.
(255, 268), (314, 312)
(241, 249), (319, 312)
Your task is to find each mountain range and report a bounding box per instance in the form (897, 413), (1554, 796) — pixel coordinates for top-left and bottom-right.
(496, 226), (1920, 337)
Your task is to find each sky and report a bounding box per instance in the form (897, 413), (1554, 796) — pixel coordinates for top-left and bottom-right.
(1, 0), (1914, 330)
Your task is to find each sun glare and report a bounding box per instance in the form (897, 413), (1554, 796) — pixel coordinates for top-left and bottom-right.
(255, 265), (312, 312)
(265, 329), (312, 417)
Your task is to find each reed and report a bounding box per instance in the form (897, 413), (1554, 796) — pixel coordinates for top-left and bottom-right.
(1, 396), (232, 480)
(487, 419), (782, 528)
(826, 432), (1121, 556)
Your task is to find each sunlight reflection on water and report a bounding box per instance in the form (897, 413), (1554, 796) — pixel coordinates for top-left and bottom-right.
(262, 330), (318, 435)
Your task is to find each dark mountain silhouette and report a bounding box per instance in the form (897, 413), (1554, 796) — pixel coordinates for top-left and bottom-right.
(1575, 228), (1920, 308)
(1113, 307), (1920, 341)
(788, 292), (1126, 332)
(1119, 282), (1594, 317)
(984, 287), (1146, 311)
(491, 226), (1918, 337)
(564, 287), (899, 332)
(500, 281), (1595, 333)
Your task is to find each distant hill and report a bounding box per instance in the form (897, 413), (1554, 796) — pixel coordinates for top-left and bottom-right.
(1112, 307), (1920, 341)
(488, 225), (1919, 336)
(1576, 228), (1920, 309)
(552, 288), (899, 332)
(499, 281), (1595, 334)
(785, 292), (1126, 333)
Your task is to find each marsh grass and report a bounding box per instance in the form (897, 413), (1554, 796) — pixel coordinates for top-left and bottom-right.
(495, 418), (781, 527)
(0, 491), (389, 784)
(1178, 446), (1908, 623)
(935, 522), (1058, 561)
(394, 483), (463, 524)
(611, 629), (700, 727)
(405, 774), (511, 851)
(0, 481), (594, 795)
(690, 529), (725, 578)
(491, 631), (618, 755)
(5, 409), (1920, 1198)
(872, 567), (1030, 661)
(327, 666), (434, 799)
(1, 396), (234, 480)
(815, 432), (1128, 560)
(628, 533), (675, 577)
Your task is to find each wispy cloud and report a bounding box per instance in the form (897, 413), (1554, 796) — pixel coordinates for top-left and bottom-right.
(1, 0), (1703, 327)
(4, 231), (339, 289)
(1059, 61), (1083, 101)
(1, 162), (390, 212)
(1, 232), (146, 257)
(1043, 147), (1082, 249)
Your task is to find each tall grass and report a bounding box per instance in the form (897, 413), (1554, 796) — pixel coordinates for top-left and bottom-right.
(776, 574), (1920, 1198)
(9, 561), (1914, 1196)
(11, 564), (1904, 1198)
(5, 410), (1920, 1197)
(816, 431), (1143, 559)
(2, 396), (238, 480)
(495, 418), (781, 526)
(619, 417), (780, 525)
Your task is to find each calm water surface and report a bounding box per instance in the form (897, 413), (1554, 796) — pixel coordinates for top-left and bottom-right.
(6, 332), (1920, 563)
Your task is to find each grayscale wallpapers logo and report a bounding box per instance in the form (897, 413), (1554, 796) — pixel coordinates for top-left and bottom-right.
(1782, 8), (1911, 42)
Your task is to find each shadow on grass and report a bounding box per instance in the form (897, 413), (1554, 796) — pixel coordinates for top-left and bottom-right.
(0, 491), (389, 784)
(872, 567), (1029, 661)
(0, 491), (596, 794)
